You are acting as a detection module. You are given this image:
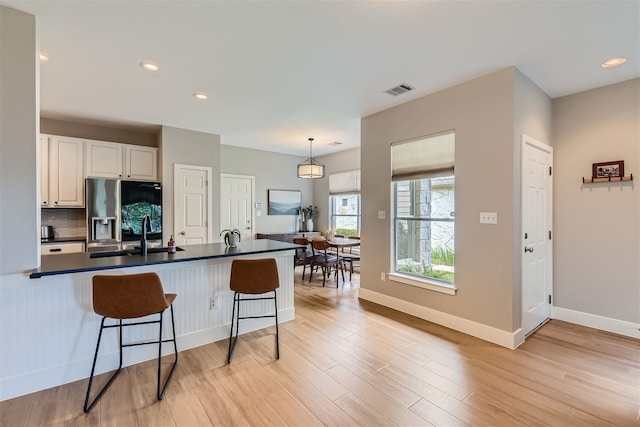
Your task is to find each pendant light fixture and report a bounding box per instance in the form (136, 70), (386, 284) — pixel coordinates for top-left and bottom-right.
(297, 137), (325, 178)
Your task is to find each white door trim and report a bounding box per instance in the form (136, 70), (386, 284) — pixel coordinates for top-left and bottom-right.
(221, 173), (256, 239)
(521, 134), (553, 337)
(174, 163), (213, 243)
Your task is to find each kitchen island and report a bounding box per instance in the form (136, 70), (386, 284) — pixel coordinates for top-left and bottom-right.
(30, 239), (301, 278)
(2, 240), (300, 401)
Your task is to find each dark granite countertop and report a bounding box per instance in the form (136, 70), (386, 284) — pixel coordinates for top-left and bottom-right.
(30, 239), (302, 279)
(41, 236), (86, 244)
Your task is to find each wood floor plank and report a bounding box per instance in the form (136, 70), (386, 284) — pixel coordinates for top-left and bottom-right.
(326, 365), (431, 426)
(2, 269), (639, 426)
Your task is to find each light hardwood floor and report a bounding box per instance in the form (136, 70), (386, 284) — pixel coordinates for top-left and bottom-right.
(2, 270), (639, 426)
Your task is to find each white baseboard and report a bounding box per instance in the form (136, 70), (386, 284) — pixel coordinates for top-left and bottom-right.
(0, 308), (294, 402)
(552, 306), (640, 339)
(358, 288), (522, 349)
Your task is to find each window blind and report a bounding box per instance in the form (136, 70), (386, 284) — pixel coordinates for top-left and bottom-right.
(329, 169), (361, 194)
(391, 132), (455, 181)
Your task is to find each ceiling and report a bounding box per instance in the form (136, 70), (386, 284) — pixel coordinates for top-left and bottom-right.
(4, 1), (639, 157)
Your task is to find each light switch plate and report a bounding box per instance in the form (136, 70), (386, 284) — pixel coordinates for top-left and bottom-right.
(378, 210), (386, 220)
(480, 212), (498, 224)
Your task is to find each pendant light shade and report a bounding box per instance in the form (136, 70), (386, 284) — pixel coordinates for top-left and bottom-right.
(297, 137), (325, 178)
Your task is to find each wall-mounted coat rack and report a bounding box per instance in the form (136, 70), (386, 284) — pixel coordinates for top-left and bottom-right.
(582, 173), (633, 184)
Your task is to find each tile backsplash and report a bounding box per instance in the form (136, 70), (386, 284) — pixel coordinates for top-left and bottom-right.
(41, 209), (85, 238)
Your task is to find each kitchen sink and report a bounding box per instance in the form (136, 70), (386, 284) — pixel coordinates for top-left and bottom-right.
(90, 246), (184, 258)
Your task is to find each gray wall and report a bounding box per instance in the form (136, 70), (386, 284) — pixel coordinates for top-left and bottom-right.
(161, 126), (221, 241)
(512, 68), (554, 328)
(220, 145), (313, 234)
(0, 6), (39, 274)
(41, 118), (159, 147)
(553, 79), (639, 323)
(360, 67), (552, 333)
(312, 147), (361, 233)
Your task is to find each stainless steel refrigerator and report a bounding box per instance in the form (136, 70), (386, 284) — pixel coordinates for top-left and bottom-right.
(86, 178), (162, 252)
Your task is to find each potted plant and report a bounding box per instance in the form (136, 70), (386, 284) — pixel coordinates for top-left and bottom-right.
(220, 229), (241, 247)
(302, 205), (318, 232)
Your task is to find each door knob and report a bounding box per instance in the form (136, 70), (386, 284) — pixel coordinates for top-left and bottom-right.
(524, 246), (534, 253)
(180, 231), (186, 236)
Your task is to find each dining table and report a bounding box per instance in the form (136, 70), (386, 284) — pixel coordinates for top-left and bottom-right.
(310, 236), (360, 283)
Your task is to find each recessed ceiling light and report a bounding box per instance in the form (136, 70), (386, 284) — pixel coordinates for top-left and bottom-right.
(601, 57), (627, 68)
(39, 53), (49, 62)
(193, 92), (208, 101)
(140, 61), (159, 72)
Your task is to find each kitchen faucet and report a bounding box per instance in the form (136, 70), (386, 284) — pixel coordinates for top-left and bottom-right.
(140, 214), (151, 256)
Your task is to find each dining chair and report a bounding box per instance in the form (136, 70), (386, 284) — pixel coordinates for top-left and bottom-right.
(310, 239), (344, 287)
(293, 237), (314, 280)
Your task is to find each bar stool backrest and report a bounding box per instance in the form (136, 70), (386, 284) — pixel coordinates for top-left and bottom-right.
(92, 272), (170, 319)
(230, 258), (280, 294)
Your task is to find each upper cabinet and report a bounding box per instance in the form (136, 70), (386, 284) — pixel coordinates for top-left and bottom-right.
(86, 140), (157, 181)
(40, 135), (49, 207)
(46, 135), (85, 207)
(85, 140), (124, 178)
(125, 145), (158, 181)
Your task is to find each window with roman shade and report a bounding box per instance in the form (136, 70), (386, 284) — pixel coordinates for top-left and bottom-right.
(329, 169), (361, 237)
(391, 132), (456, 289)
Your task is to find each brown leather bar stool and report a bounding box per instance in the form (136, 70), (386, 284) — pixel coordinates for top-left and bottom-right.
(84, 272), (178, 413)
(227, 258), (280, 363)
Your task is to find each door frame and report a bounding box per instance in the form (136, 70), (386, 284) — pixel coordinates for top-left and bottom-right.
(174, 163), (213, 244)
(220, 173), (256, 239)
(520, 134), (553, 339)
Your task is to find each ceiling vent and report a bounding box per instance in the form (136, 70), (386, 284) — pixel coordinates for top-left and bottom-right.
(328, 141), (343, 146)
(384, 83), (414, 96)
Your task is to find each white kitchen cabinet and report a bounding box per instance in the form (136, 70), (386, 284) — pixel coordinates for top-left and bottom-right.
(85, 140), (124, 178)
(85, 141), (157, 181)
(125, 145), (158, 181)
(40, 135), (50, 207)
(41, 241), (85, 255)
(48, 136), (84, 207)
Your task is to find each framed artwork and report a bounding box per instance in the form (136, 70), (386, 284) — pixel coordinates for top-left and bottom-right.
(268, 190), (301, 215)
(592, 160), (624, 178)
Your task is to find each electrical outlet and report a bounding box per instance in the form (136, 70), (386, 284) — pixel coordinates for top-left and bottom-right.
(378, 210), (386, 220)
(209, 296), (216, 310)
(480, 212), (498, 224)
(381, 272), (386, 281)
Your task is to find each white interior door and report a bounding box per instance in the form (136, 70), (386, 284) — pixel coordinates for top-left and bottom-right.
(522, 135), (553, 336)
(221, 174), (254, 241)
(174, 164), (212, 245)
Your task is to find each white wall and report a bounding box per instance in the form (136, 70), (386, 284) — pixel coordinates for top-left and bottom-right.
(553, 79), (639, 325)
(220, 145), (314, 234)
(0, 6), (39, 274)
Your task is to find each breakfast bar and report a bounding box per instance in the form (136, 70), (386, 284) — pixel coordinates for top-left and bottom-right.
(2, 240), (300, 400)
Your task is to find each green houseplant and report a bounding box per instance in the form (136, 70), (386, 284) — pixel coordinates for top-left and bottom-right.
(220, 229), (241, 247)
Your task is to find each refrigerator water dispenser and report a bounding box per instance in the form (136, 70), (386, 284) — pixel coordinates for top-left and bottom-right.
(92, 217), (116, 240)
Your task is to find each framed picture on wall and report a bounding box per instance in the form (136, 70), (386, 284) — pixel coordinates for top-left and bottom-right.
(592, 160), (624, 178)
(268, 190), (301, 215)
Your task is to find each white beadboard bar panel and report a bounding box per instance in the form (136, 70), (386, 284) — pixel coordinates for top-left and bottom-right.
(0, 250), (295, 401)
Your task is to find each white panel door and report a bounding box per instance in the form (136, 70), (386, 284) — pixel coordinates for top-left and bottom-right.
(522, 135), (553, 336)
(174, 164), (211, 245)
(221, 174), (254, 241)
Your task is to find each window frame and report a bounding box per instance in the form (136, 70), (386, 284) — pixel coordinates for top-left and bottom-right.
(329, 193), (361, 237)
(391, 177), (457, 295)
